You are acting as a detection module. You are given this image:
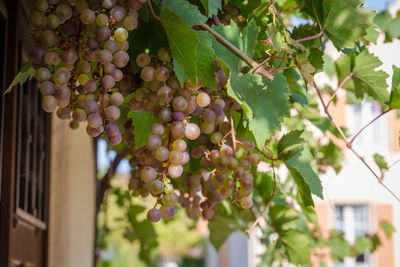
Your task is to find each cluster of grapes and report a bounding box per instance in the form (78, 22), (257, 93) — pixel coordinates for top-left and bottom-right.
(125, 51), (259, 222)
(30, 0), (145, 145)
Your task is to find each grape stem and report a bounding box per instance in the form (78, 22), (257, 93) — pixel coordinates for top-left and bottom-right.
(147, 0), (160, 21)
(198, 24), (274, 80)
(246, 160), (276, 234)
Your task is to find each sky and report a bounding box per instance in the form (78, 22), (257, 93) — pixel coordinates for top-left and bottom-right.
(97, 0), (397, 174)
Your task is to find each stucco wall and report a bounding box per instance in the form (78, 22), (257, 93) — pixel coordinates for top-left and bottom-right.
(47, 115), (95, 267)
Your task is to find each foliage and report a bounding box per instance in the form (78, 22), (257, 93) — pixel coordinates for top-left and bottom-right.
(9, 0), (400, 266)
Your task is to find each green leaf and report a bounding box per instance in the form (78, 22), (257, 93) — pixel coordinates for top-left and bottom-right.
(196, 31), (217, 89)
(329, 231), (351, 261)
(303, 0), (375, 49)
(364, 25), (379, 44)
(200, 0), (222, 17)
(162, 0), (207, 27)
(228, 73), (291, 148)
(270, 205), (299, 232)
(286, 146), (323, 200)
(161, 7), (199, 82)
(4, 60), (35, 94)
(277, 130), (304, 161)
(286, 165), (314, 207)
(380, 220), (396, 239)
(208, 205), (241, 250)
(128, 110), (158, 148)
(212, 21), (291, 147)
(308, 48), (324, 73)
(389, 65), (400, 109)
(335, 50), (389, 103)
(373, 153), (388, 172)
(280, 230), (311, 264)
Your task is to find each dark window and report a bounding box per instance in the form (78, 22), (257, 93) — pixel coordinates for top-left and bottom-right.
(13, 47), (49, 226)
(0, 0), (7, 200)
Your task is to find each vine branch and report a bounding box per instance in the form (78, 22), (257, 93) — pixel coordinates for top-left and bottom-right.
(199, 24), (274, 80)
(147, 0), (160, 21)
(326, 72), (353, 109)
(296, 30), (324, 43)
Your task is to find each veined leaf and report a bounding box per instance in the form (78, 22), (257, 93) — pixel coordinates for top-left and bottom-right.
(389, 65), (400, 109)
(128, 110), (159, 148)
(278, 130), (304, 161)
(162, 0), (207, 27)
(4, 60), (35, 94)
(373, 153), (388, 172)
(286, 146), (323, 200)
(212, 21), (290, 147)
(286, 165), (314, 207)
(161, 7), (199, 82)
(303, 0), (375, 49)
(335, 49), (389, 103)
(200, 0), (222, 17)
(380, 220), (396, 238)
(280, 230), (311, 264)
(196, 31), (217, 89)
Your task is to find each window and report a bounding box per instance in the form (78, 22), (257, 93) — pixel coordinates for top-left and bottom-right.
(0, 1), (7, 199)
(333, 205), (371, 267)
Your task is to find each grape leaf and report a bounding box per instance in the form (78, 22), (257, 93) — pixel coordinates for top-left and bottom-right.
(280, 230), (311, 264)
(128, 110), (159, 148)
(196, 31), (217, 89)
(4, 60), (35, 94)
(373, 153), (388, 172)
(286, 146), (323, 200)
(200, 0), (222, 17)
(335, 49), (389, 103)
(303, 0), (375, 49)
(389, 65), (400, 109)
(364, 25), (379, 44)
(277, 130), (304, 161)
(380, 220), (396, 238)
(286, 165), (314, 207)
(212, 21), (290, 147)
(329, 231), (351, 261)
(161, 7), (199, 82)
(162, 0), (207, 27)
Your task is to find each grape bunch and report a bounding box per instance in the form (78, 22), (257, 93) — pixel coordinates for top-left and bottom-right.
(30, 0), (143, 145)
(125, 49), (259, 222)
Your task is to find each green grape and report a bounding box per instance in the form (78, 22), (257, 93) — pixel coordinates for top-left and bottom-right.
(136, 53), (151, 67)
(158, 47), (171, 62)
(172, 139), (186, 152)
(155, 146), (169, 162)
(115, 27), (128, 42)
(96, 13), (109, 27)
(196, 92), (211, 107)
(150, 180), (164, 195)
(146, 135), (162, 151)
(124, 15), (138, 30)
(80, 9), (95, 24)
(240, 197), (253, 209)
(141, 166), (157, 183)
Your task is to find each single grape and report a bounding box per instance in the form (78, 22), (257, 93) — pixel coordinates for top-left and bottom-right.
(98, 49), (113, 64)
(170, 121), (185, 138)
(150, 123), (165, 136)
(115, 27), (128, 42)
(36, 0), (49, 12)
(113, 51), (129, 68)
(155, 146), (169, 162)
(168, 164), (183, 178)
(146, 135), (162, 151)
(149, 180), (164, 195)
(29, 11), (47, 29)
(55, 3), (72, 23)
(172, 139), (186, 152)
(248, 153), (261, 166)
(140, 66), (155, 82)
(185, 123), (200, 140)
(220, 144), (234, 157)
(41, 30), (59, 47)
(124, 15), (138, 30)
(147, 208), (162, 222)
(102, 75), (115, 89)
(96, 13), (109, 27)
(240, 197), (253, 209)
(172, 96), (188, 112)
(56, 107), (71, 120)
(87, 113), (102, 128)
(117, 40), (129, 51)
(182, 152), (189, 165)
(242, 140), (255, 152)
(77, 60), (91, 74)
(72, 108), (87, 122)
(210, 132), (223, 144)
(157, 85), (173, 104)
(69, 120), (79, 129)
(104, 40), (119, 54)
(40, 81), (55, 95)
(47, 14), (60, 29)
(97, 27), (111, 42)
(102, 0), (116, 9)
(157, 107), (172, 122)
(160, 205), (175, 219)
(196, 92), (211, 107)
(169, 150), (184, 165)
(53, 70), (71, 85)
(35, 67), (51, 82)
(86, 126), (101, 137)
(141, 166), (157, 182)
(154, 67), (169, 82)
(158, 47), (171, 62)
(80, 9), (96, 24)
(202, 109), (216, 123)
(42, 95), (58, 112)
(109, 132), (122, 145)
(111, 5), (126, 22)
(105, 123), (119, 137)
(136, 53), (150, 67)
(110, 92), (124, 106)
(105, 105), (121, 121)
(54, 85), (71, 101)
(85, 80), (97, 92)
(200, 122), (214, 134)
